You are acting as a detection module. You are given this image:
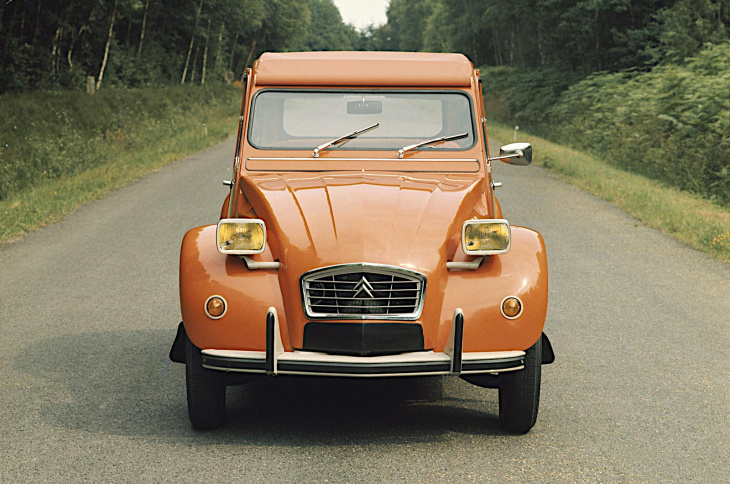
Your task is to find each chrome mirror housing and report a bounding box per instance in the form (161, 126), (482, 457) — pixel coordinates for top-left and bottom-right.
(490, 142), (532, 166)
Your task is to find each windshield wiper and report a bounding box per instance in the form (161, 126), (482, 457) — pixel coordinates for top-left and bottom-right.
(312, 123), (380, 158)
(397, 132), (468, 158)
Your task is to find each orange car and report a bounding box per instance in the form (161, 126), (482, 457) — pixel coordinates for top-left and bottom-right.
(169, 52), (554, 433)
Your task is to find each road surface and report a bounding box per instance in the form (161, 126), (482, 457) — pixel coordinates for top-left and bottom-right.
(1, 137), (728, 482)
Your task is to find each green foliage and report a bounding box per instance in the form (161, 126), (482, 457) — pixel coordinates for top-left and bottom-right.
(0, 0), (311, 93)
(656, 0), (730, 63)
(2, 0), (728, 91)
(483, 67), (582, 127)
(300, 0), (353, 51)
(349, 24), (392, 52)
(384, 0), (436, 52)
(483, 42), (730, 206)
(488, 121), (730, 263)
(255, 0), (310, 53)
(0, 85), (239, 201)
(377, 0), (728, 72)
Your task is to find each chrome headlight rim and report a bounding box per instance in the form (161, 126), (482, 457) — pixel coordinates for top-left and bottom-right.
(461, 218), (511, 256)
(216, 218), (267, 255)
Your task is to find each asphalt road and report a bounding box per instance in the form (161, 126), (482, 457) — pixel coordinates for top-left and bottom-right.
(1, 137), (728, 483)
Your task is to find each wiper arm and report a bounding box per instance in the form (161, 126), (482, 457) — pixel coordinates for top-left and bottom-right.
(313, 123), (379, 158)
(397, 132), (468, 158)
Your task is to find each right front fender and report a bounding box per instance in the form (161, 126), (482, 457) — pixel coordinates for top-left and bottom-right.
(179, 225), (287, 351)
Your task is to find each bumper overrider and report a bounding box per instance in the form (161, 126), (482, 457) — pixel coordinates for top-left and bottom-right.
(173, 308), (538, 378)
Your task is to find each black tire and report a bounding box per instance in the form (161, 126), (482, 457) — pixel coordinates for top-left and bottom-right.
(185, 334), (226, 430)
(498, 336), (542, 434)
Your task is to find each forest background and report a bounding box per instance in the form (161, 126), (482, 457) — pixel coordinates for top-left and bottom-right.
(1, 0), (729, 254)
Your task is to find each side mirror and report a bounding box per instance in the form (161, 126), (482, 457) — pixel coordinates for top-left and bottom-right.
(489, 142), (532, 166)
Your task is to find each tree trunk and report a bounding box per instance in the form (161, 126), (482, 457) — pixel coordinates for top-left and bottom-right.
(228, 32), (239, 71)
(96, 0), (119, 91)
(32, 0), (42, 47)
(56, 29), (64, 74)
(138, 0), (149, 56)
(510, 29), (516, 66)
(19, 7), (26, 45)
(4, 3), (17, 55)
(213, 21), (224, 74)
(242, 38), (257, 81)
(191, 47), (199, 83)
(595, 9), (601, 71)
(125, 17), (132, 48)
(470, 31), (479, 66)
(719, 1), (725, 28)
(50, 26), (61, 75)
(181, 41), (195, 84)
(537, 19), (545, 66)
(493, 25), (503, 66)
(201, 18), (211, 85)
(67, 33), (75, 69)
(70, 9), (94, 71)
(181, 0), (204, 84)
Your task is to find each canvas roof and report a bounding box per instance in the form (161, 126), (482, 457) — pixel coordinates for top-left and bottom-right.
(253, 51), (474, 87)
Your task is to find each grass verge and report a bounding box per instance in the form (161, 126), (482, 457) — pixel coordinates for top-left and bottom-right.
(0, 92), (237, 245)
(488, 121), (730, 264)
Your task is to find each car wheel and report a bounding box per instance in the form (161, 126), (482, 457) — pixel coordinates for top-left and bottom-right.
(498, 336), (541, 434)
(185, 334), (226, 430)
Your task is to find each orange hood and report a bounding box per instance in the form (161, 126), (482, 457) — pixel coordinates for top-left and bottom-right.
(241, 172), (489, 274)
(239, 172), (490, 349)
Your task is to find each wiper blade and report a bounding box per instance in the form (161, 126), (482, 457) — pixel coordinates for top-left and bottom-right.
(397, 132), (468, 158)
(313, 123), (380, 158)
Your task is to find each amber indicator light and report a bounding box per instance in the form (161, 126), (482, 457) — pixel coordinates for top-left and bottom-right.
(205, 296), (226, 319)
(502, 297), (522, 318)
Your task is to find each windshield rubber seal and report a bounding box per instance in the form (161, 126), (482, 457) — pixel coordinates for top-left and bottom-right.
(245, 88), (479, 153)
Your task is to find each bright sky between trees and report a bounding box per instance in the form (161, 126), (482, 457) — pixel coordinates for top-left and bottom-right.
(332, 0), (389, 30)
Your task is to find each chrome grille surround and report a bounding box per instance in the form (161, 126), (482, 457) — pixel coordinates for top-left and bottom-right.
(301, 264), (427, 320)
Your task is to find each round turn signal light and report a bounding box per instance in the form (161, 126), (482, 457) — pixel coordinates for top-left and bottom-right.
(501, 296), (523, 319)
(205, 295), (227, 319)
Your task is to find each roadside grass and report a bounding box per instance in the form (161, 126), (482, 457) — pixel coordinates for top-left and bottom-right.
(0, 93), (237, 244)
(488, 121), (730, 264)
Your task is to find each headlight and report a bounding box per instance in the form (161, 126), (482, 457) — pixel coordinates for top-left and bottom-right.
(462, 219), (510, 255)
(216, 219), (266, 254)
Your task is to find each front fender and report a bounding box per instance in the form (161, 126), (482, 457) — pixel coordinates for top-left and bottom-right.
(180, 225), (287, 351)
(439, 226), (548, 352)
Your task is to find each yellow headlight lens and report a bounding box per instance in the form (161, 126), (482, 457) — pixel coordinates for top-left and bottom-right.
(462, 219), (511, 255)
(216, 219), (266, 254)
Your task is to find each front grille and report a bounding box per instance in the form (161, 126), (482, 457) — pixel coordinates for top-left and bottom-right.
(301, 264), (426, 320)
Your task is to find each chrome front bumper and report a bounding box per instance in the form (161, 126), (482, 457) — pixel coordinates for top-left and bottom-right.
(200, 308), (525, 378)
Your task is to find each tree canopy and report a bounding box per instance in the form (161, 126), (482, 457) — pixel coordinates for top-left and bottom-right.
(2, 0), (728, 93)
(0, 0), (345, 93)
(371, 0), (729, 73)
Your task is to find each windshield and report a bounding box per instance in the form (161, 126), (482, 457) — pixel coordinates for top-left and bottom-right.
(248, 90), (476, 151)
